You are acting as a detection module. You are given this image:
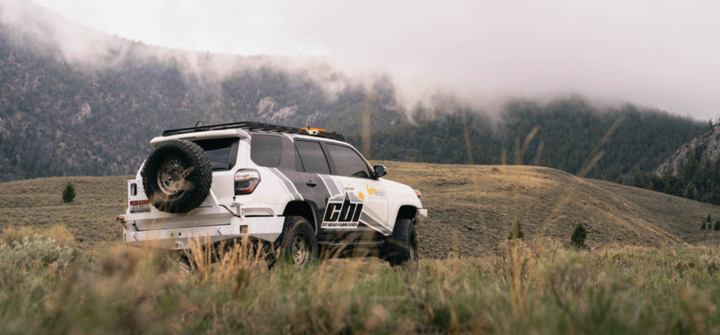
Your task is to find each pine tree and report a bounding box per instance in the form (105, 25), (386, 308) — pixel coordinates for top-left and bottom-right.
(714, 219), (720, 231)
(508, 220), (524, 241)
(707, 214), (712, 223)
(62, 182), (76, 203)
(571, 223), (588, 249)
(702, 221), (707, 230)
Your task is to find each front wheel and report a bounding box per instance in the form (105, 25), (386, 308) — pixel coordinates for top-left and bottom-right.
(271, 216), (318, 268)
(383, 218), (419, 266)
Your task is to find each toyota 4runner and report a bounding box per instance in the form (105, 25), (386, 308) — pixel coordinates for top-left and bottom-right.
(117, 121), (427, 266)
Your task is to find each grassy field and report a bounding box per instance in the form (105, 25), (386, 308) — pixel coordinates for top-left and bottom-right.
(3, 163), (720, 333)
(0, 175), (128, 249)
(2, 225), (720, 334)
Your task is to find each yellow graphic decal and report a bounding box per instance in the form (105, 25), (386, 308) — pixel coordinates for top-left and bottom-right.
(358, 192), (365, 201)
(366, 184), (377, 196)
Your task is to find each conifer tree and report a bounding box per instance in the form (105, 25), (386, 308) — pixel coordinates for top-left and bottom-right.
(62, 182), (75, 203)
(571, 223), (588, 249)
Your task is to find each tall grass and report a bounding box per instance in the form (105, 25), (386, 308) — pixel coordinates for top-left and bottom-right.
(2, 225), (720, 334)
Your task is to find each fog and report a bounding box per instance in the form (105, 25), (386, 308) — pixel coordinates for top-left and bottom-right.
(4, 0), (720, 119)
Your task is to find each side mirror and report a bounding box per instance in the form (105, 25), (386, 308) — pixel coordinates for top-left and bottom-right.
(374, 165), (387, 178)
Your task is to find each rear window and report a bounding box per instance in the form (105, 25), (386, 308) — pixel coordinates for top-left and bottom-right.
(194, 138), (239, 171)
(251, 135), (283, 167)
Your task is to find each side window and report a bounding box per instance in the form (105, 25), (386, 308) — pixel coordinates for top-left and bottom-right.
(251, 135), (282, 167)
(295, 141), (331, 174)
(325, 144), (372, 179)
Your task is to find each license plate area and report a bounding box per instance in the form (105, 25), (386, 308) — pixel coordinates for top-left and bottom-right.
(130, 200), (151, 213)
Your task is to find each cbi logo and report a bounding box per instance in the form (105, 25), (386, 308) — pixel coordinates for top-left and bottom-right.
(321, 192), (364, 229)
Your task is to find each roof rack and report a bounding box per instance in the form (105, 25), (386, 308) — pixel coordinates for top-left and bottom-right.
(162, 121), (345, 141)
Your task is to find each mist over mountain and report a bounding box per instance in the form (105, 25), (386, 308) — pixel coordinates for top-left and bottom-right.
(0, 0), (709, 184)
(0, 0), (408, 181)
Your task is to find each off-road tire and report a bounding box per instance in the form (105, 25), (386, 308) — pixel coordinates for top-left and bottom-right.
(383, 218), (418, 266)
(141, 139), (212, 214)
(269, 216), (318, 268)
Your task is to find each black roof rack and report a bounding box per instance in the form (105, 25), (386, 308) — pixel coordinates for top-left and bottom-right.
(162, 121), (345, 141)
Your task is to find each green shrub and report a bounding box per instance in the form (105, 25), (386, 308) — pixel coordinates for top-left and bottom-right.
(62, 182), (75, 203)
(571, 223), (588, 249)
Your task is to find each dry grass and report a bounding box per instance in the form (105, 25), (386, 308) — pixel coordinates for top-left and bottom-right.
(2, 226), (720, 334)
(2, 223), (76, 247)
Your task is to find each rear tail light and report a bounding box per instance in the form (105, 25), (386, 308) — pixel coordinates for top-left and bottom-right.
(235, 169), (260, 195)
(414, 189), (422, 198)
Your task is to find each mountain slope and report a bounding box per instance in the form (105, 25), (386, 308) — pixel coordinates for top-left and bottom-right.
(1, 162), (716, 257)
(657, 124), (720, 177)
(0, 2), (407, 181)
(352, 98), (705, 182)
(0, 0), (708, 184)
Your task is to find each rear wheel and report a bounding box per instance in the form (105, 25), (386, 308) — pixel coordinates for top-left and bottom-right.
(271, 216), (318, 268)
(383, 218), (418, 266)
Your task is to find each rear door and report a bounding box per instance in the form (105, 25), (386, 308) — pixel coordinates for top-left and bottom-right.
(293, 140), (334, 233)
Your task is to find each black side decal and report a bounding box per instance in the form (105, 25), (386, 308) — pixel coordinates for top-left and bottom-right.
(321, 192), (364, 229)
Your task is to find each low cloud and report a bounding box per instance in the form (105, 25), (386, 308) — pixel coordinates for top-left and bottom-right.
(4, 0), (720, 119)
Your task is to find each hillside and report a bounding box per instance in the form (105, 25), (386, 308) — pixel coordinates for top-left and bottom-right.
(383, 161), (719, 257)
(1, 162), (717, 257)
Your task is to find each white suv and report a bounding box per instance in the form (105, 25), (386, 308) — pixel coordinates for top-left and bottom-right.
(118, 122), (427, 265)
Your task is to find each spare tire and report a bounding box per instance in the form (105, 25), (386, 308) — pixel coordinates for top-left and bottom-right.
(141, 139), (212, 213)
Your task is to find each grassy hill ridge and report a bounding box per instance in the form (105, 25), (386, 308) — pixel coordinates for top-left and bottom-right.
(1, 162), (718, 257)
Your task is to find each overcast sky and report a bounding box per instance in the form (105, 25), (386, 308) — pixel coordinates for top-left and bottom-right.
(27, 0), (720, 119)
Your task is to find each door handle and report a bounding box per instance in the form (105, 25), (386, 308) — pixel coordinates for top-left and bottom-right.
(344, 186), (354, 191)
(306, 179), (317, 187)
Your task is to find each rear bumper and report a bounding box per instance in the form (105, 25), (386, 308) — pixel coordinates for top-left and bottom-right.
(123, 216), (285, 250)
(415, 208), (428, 223)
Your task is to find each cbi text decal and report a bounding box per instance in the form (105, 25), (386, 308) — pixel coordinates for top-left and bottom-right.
(321, 192), (364, 229)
